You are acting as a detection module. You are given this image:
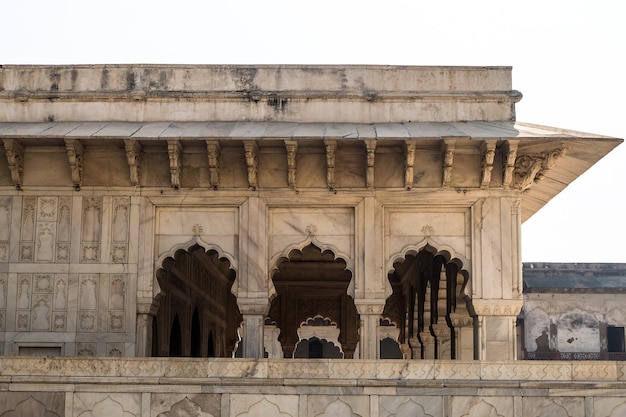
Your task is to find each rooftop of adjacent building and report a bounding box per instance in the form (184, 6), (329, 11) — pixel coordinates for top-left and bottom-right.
(523, 262), (626, 292)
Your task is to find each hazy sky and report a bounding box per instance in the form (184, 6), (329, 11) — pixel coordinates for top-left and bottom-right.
(2, 0), (624, 262)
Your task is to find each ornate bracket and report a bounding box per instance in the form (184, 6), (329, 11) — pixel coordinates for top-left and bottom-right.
(441, 139), (455, 188)
(167, 140), (182, 189)
(404, 140), (417, 190)
(3, 139), (25, 190)
(513, 147), (566, 191)
(364, 139), (376, 190)
(284, 140), (298, 190)
(480, 140), (497, 188)
(324, 139), (337, 191)
(64, 138), (83, 191)
(124, 139), (142, 187)
(243, 141), (258, 190)
(206, 140), (221, 190)
(502, 140), (518, 187)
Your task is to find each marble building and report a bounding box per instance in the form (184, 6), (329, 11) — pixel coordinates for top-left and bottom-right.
(0, 65), (623, 416)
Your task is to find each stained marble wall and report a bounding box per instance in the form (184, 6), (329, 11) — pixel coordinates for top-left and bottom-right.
(0, 194), (135, 357)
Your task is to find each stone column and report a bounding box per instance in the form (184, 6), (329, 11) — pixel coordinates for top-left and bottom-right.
(355, 302), (385, 359)
(450, 313), (475, 360)
(135, 299), (159, 357)
(472, 300), (522, 361)
(420, 332), (436, 359)
(432, 324), (451, 359)
(238, 301), (268, 358)
(409, 337), (422, 360)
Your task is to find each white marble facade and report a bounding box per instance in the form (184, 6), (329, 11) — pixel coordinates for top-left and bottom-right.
(0, 64), (622, 415)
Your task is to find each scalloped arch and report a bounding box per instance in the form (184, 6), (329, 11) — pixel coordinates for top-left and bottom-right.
(387, 236), (470, 276)
(156, 235), (238, 272)
(268, 237), (353, 299)
(155, 236), (238, 297)
(300, 314), (339, 328)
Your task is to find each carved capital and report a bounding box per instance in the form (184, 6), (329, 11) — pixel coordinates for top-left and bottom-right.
(431, 324), (451, 338)
(206, 140), (221, 190)
(513, 147), (566, 191)
(124, 139), (142, 187)
(284, 140), (298, 190)
(419, 331), (435, 344)
(324, 139), (337, 190)
(449, 313), (474, 328)
(243, 141), (259, 190)
(167, 140), (183, 189)
(354, 301), (385, 315)
(3, 139), (25, 189)
(65, 138), (84, 191)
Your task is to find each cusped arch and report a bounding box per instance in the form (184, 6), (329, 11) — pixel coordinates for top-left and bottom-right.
(155, 236), (238, 297)
(269, 238), (354, 299)
(387, 238), (471, 298)
(387, 237), (470, 276)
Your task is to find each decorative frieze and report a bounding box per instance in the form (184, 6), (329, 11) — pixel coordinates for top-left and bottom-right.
(471, 300), (523, 316)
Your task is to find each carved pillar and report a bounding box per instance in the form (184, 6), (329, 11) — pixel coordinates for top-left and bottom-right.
(355, 302), (384, 359)
(238, 302), (267, 358)
(432, 324), (451, 359)
(409, 337), (422, 360)
(451, 313), (475, 360)
(136, 299), (159, 357)
(472, 300), (523, 360)
(420, 331), (436, 359)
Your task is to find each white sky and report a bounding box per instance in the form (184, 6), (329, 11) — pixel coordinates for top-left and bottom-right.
(1, 0), (625, 262)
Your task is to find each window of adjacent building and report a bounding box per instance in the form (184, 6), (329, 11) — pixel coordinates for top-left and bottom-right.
(607, 326), (625, 352)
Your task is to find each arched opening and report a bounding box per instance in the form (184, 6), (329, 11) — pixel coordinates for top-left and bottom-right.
(267, 244), (359, 358)
(384, 247), (472, 360)
(153, 244), (242, 357)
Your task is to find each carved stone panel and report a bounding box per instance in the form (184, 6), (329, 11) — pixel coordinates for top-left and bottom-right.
(152, 393), (221, 417)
